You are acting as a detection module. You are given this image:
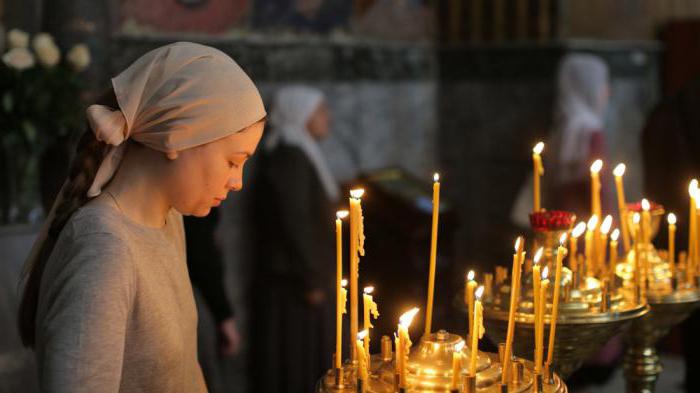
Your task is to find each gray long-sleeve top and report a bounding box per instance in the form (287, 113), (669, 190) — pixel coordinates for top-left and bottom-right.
(35, 197), (207, 392)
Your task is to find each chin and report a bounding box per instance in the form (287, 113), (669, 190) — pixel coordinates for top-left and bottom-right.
(192, 207), (212, 217)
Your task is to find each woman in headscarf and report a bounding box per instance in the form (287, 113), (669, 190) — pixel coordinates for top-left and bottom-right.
(17, 42), (266, 392)
(248, 86), (339, 393)
(547, 53), (611, 217)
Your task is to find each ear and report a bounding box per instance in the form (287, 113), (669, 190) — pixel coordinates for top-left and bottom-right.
(166, 151), (179, 160)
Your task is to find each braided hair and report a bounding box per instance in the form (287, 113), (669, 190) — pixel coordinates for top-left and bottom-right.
(17, 89), (117, 347)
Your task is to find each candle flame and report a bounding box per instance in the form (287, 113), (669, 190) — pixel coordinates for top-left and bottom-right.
(613, 163), (626, 177)
(572, 222), (587, 238)
(364, 286), (374, 294)
(641, 198), (651, 211)
(341, 279), (348, 287)
(350, 189), (365, 199)
(633, 213), (641, 224)
(542, 266), (549, 279)
(336, 210), (349, 219)
(534, 247), (544, 264)
(399, 307), (420, 328)
(668, 213), (677, 225)
(559, 233), (568, 245)
(533, 142), (544, 155)
(358, 330), (368, 341)
(611, 228), (620, 241)
(467, 270), (475, 281)
(434, 173), (440, 182)
(587, 215), (599, 231)
(590, 159), (603, 173)
(475, 285), (485, 299)
(601, 215), (613, 234)
(514, 236), (522, 252)
(454, 341), (465, 352)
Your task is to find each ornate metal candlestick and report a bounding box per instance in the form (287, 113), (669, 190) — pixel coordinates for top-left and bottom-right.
(483, 211), (648, 378)
(619, 201), (700, 393)
(316, 330), (568, 392)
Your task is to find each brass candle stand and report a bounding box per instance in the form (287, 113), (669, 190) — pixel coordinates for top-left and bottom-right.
(482, 211), (648, 378)
(316, 331), (568, 392)
(618, 202), (700, 393)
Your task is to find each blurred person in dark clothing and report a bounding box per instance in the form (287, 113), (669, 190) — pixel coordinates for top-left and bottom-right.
(642, 76), (700, 393)
(248, 86), (339, 393)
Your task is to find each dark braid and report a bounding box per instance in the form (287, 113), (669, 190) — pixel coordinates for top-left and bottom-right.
(17, 89), (116, 347)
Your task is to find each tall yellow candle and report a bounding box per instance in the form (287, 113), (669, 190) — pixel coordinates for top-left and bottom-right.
(452, 342), (465, 389)
(398, 308), (419, 388)
(546, 235), (567, 368)
(465, 270), (476, 340)
(349, 189), (365, 360)
(590, 160), (603, 218)
(570, 222), (586, 271)
(585, 216), (598, 277)
(356, 330), (369, 382)
(536, 268), (549, 375)
(363, 286), (379, 370)
(613, 163), (631, 253)
(425, 173), (440, 336)
(610, 229), (619, 285)
(335, 211), (349, 369)
(532, 142), (545, 212)
(599, 215), (613, 275)
(501, 237), (524, 385)
(668, 213), (677, 278)
(633, 213), (642, 300)
(690, 181), (699, 282)
(469, 286), (485, 376)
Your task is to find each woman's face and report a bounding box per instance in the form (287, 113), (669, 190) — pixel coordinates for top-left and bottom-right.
(164, 121), (264, 217)
(306, 101), (331, 140)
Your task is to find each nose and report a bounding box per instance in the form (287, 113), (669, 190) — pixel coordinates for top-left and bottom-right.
(227, 176), (243, 192)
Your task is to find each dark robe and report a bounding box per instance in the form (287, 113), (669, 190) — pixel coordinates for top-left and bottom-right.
(248, 143), (336, 393)
(641, 78), (700, 392)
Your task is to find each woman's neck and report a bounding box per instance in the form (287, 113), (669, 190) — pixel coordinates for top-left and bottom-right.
(103, 144), (171, 228)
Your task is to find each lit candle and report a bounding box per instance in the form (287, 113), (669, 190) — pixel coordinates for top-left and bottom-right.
(546, 235), (567, 368)
(590, 159), (603, 218)
(356, 330), (369, 382)
(613, 163), (631, 253)
(536, 267), (549, 375)
(585, 216), (599, 277)
(469, 286), (485, 376)
(668, 213), (677, 279)
(398, 307), (419, 388)
(689, 180), (698, 283)
(610, 229), (620, 285)
(335, 211), (349, 369)
(465, 270), (477, 340)
(363, 286), (379, 371)
(452, 342), (465, 389)
(641, 199), (652, 244)
(532, 142), (545, 212)
(425, 173), (440, 336)
(349, 189), (365, 360)
(633, 213), (642, 299)
(599, 215), (613, 275)
(570, 222), (586, 271)
(501, 236), (524, 385)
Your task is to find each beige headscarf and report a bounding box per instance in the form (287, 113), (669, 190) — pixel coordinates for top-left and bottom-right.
(86, 41), (266, 197)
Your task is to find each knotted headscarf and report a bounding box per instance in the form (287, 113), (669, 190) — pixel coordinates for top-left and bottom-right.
(265, 86), (339, 202)
(86, 41), (266, 197)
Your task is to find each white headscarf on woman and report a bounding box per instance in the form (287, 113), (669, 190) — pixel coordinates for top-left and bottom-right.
(86, 41), (266, 197)
(265, 86), (340, 202)
(552, 54), (609, 182)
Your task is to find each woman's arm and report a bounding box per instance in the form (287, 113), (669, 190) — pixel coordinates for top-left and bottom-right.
(38, 232), (134, 393)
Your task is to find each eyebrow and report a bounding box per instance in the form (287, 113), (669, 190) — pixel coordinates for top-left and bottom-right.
(232, 152), (252, 159)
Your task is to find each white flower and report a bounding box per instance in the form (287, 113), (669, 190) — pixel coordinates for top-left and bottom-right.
(7, 29), (29, 49)
(32, 33), (60, 67)
(66, 44), (90, 71)
(3, 47), (35, 70)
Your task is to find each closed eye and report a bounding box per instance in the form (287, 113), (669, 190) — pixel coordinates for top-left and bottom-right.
(228, 161), (239, 169)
